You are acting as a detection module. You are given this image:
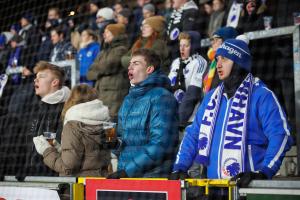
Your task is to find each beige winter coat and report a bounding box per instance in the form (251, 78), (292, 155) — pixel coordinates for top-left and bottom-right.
(43, 99), (111, 177)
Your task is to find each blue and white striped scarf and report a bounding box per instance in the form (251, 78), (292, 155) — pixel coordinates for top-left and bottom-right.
(195, 73), (254, 179)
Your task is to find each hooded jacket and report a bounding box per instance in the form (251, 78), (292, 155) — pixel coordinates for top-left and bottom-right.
(87, 35), (129, 120)
(117, 70), (179, 178)
(173, 78), (293, 179)
(24, 86), (70, 176)
(43, 99), (111, 177)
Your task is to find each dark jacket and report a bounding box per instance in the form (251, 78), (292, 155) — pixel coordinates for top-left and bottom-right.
(0, 75), (36, 176)
(87, 35), (129, 121)
(50, 40), (76, 62)
(167, 0), (200, 59)
(23, 87), (70, 176)
(117, 70), (179, 178)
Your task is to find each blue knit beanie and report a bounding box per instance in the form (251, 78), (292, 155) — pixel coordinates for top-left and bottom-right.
(216, 39), (251, 71)
(213, 27), (238, 41)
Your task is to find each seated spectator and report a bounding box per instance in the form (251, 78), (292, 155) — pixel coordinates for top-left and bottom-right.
(169, 31), (207, 128)
(121, 16), (170, 74)
(77, 29), (100, 86)
(96, 7), (115, 41)
(87, 24), (129, 122)
(20, 61), (70, 179)
(167, 0), (200, 59)
(171, 39), (293, 190)
(33, 84), (111, 177)
(207, 0), (226, 37)
(50, 28), (76, 62)
(116, 8), (136, 45)
(236, 0), (267, 32)
(6, 35), (25, 85)
(143, 3), (156, 19)
(203, 26), (238, 93)
(107, 49), (178, 179)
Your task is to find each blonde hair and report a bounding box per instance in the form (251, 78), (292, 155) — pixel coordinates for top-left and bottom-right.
(34, 61), (65, 87)
(178, 32), (191, 42)
(61, 84), (98, 120)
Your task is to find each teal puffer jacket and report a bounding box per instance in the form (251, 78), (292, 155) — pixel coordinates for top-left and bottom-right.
(117, 70), (179, 177)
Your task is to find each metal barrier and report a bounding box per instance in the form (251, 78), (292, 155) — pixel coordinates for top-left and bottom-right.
(51, 59), (78, 88)
(0, 176), (77, 200)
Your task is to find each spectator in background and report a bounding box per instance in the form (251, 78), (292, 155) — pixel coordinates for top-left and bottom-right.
(10, 24), (21, 36)
(236, 0), (267, 32)
(96, 7), (115, 41)
(122, 16), (170, 74)
(18, 12), (40, 72)
(50, 28), (76, 62)
(203, 26), (238, 93)
(37, 19), (60, 61)
(168, 31), (207, 128)
(87, 0), (103, 30)
(171, 38), (292, 192)
(78, 29), (100, 86)
(5, 35), (25, 85)
(116, 8), (136, 45)
(198, 0), (213, 38)
(161, 0), (173, 23)
(207, 0), (226, 36)
(108, 49), (178, 179)
(48, 7), (62, 22)
(113, 1), (124, 15)
(167, 0), (200, 59)
(201, 0), (213, 15)
(33, 84), (111, 177)
(19, 61), (70, 179)
(87, 24), (129, 122)
(143, 3), (156, 19)
(133, 0), (152, 28)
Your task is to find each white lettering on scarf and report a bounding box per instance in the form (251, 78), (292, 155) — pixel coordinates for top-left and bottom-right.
(195, 74), (254, 179)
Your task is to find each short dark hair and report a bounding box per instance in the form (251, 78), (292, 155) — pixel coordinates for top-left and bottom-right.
(131, 48), (161, 71)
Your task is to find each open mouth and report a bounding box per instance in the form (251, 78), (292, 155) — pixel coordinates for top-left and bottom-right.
(34, 84), (39, 90)
(128, 71), (133, 80)
(217, 70), (223, 77)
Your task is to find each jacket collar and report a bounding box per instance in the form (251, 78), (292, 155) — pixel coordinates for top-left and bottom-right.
(41, 86), (70, 104)
(64, 99), (110, 125)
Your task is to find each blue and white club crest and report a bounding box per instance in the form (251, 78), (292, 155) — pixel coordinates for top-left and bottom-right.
(222, 158), (240, 177)
(87, 51), (92, 57)
(199, 132), (208, 150)
(170, 28), (180, 41)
